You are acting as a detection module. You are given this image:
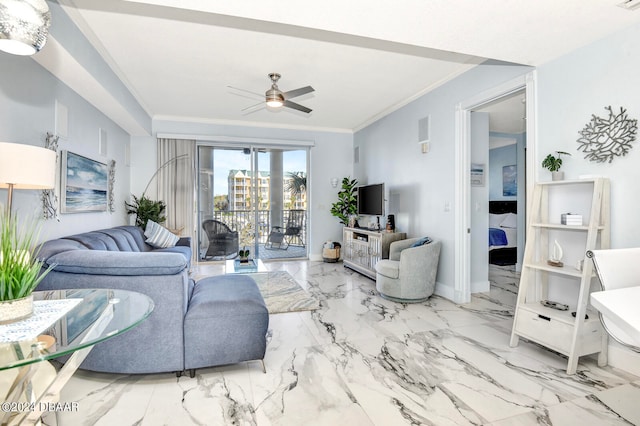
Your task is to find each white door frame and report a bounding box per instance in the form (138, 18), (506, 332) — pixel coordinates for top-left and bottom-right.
(453, 71), (538, 304)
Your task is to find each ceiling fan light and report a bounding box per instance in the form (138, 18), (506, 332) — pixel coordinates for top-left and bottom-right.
(266, 89), (284, 108)
(267, 99), (283, 108)
(0, 0), (51, 56)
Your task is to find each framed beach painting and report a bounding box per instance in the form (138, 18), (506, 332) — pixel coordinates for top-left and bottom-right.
(61, 151), (108, 213)
(503, 164), (517, 196)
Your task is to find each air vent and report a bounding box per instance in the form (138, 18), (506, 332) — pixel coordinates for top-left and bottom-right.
(618, 0), (640, 10)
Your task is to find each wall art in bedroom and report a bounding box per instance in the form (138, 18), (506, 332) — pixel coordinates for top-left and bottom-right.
(502, 164), (517, 196)
(61, 150), (108, 213)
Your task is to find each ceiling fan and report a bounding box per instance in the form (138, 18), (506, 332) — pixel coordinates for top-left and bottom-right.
(229, 73), (314, 114)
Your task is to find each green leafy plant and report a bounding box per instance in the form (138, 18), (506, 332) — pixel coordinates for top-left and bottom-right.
(238, 247), (250, 259)
(542, 151), (571, 172)
(0, 212), (54, 301)
(125, 195), (166, 228)
(330, 177), (358, 225)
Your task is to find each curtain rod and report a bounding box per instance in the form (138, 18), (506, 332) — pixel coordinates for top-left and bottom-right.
(156, 134), (315, 147)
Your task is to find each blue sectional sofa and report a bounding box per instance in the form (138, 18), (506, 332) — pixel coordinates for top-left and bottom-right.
(36, 225), (269, 376)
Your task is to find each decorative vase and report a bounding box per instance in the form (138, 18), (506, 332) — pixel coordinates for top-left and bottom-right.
(0, 294), (34, 325)
(551, 171), (564, 181)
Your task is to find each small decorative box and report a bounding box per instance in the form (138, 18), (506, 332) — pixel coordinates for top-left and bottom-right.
(561, 213), (583, 225)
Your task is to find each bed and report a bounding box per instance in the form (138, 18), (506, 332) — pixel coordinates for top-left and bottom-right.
(489, 200), (517, 265)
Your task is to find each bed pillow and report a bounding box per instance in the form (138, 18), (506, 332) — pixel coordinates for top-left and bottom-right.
(489, 213), (508, 228)
(500, 213), (517, 229)
(144, 220), (180, 248)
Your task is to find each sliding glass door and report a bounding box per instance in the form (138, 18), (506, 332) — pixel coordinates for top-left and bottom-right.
(197, 144), (308, 261)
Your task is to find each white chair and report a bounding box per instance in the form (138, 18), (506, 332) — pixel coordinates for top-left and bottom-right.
(587, 248), (640, 352)
(375, 238), (441, 303)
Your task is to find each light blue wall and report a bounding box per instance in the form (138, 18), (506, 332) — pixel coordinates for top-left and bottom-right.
(489, 142), (517, 200)
(0, 53), (131, 241)
(354, 60), (532, 297)
(536, 22), (640, 250)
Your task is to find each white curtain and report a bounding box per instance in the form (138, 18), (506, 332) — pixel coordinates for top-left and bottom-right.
(156, 138), (196, 257)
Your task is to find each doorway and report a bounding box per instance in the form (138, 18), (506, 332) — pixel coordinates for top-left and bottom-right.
(473, 90), (527, 293)
(197, 144), (309, 261)
(454, 72), (537, 304)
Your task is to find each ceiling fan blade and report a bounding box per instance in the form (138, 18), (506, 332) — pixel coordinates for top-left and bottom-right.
(282, 86), (314, 99)
(242, 101), (265, 112)
(283, 100), (312, 113)
(227, 85), (263, 100)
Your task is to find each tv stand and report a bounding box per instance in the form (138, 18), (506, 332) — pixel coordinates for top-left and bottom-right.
(342, 227), (406, 279)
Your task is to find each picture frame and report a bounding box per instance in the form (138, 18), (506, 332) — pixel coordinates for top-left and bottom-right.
(470, 163), (485, 186)
(503, 164), (517, 196)
(61, 150), (108, 213)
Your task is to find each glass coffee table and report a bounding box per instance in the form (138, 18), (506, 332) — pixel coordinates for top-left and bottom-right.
(225, 258), (268, 274)
(0, 289), (153, 425)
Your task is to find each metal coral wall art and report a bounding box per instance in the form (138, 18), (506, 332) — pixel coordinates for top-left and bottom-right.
(577, 106), (638, 163)
(41, 132), (60, 221)
(108, 159), (116, 213)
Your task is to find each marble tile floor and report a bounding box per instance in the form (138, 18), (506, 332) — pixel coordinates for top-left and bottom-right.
(50, 262), (640, 426)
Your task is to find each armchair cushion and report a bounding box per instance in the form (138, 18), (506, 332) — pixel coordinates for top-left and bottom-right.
(375, 259), (399, 279)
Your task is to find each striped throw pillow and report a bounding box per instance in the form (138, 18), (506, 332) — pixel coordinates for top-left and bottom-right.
(144, 220), (179, 248)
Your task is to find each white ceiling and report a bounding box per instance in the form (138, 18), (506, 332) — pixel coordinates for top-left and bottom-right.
(48, 0), (640, 134)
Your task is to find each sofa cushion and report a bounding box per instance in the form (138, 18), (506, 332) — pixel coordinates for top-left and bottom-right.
(45, 250), (187, 275)
(144, 220), (179, 249)
(375, 259), (399, 279)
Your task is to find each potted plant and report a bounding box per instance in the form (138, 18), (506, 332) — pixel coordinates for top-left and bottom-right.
(125, 195), (166, 228)
(542, 151), (571, 181)
(0, 212), (54, 324)
(238, 247), (251, 263)
(330, 177), (358, 225)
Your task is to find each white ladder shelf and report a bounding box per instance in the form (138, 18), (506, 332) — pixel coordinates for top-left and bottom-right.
(509, 178), (610, 374)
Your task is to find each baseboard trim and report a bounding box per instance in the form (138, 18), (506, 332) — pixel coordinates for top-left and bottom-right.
(434, 282), (455, 301)
(607, 343), (640, 376)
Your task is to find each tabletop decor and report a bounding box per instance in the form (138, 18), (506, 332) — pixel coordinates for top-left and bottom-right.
(542, 151), (571, 181)
(0, 211), (55, 324)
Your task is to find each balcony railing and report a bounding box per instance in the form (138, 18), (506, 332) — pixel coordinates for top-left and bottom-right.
(209, 209), (306, 245)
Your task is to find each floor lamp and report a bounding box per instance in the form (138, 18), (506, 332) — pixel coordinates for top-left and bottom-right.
(0, 142), (56, 214)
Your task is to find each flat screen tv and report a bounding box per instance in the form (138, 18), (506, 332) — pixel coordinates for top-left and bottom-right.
(357, 183), (385, 216)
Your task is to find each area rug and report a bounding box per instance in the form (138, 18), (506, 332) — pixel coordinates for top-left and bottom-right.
(247, 271), (319, 314)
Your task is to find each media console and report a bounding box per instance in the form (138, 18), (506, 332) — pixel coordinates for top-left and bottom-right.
(342, 227), (406, 279)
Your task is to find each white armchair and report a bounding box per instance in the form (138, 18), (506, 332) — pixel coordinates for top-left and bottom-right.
(375, 238), (441, 303)
(587, 248), (640, 351)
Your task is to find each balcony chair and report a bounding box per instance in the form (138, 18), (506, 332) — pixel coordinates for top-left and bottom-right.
(202, 219), (239, 259)
(265, 209), (305, 250)
(587, 248), (640, 352)
(375, 237), (441, 303)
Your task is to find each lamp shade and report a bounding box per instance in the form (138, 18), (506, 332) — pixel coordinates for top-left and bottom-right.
(0, 142), (56, 190)
(0, 0), (51, 56)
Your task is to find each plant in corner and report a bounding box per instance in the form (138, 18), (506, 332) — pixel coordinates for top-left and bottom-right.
(125, 195), (166, 228)
(0, 211), (55, 323)
(330, 177), (358, 225)
(542, 151), (571, 181)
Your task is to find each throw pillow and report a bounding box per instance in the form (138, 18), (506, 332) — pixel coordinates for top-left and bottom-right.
(145, 220), (180, 248)
(410, 236), (432, 247)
